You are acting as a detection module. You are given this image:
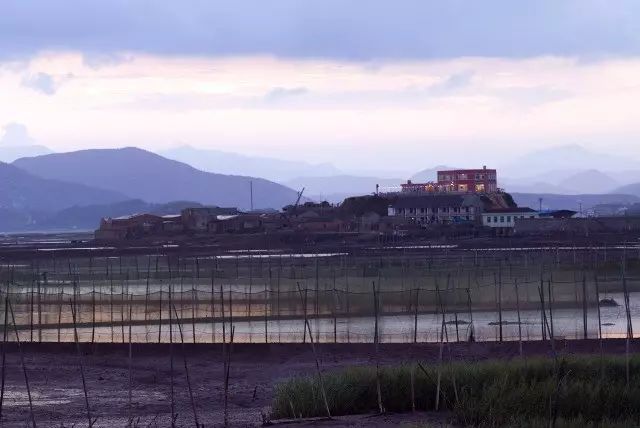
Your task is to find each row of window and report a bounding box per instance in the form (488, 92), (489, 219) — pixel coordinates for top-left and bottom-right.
(401, 206), (474, 214)
(416, 216), (472, 223)
(438, 173), (497, 181)
(486, 215), (535, 223)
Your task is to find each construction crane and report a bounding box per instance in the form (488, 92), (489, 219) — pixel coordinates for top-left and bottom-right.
(291, 187), (305, 216)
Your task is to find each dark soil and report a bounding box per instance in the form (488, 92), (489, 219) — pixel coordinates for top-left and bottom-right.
(0, 339), (638, 427)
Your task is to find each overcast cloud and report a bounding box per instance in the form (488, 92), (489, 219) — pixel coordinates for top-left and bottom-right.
(0, 1), (639, 171)
(1, 1), (640, 60)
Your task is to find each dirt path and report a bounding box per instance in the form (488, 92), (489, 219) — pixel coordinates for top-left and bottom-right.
(0, 340), (637, 427)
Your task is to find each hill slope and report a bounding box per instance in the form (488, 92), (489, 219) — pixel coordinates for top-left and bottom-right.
(39, 199), (204, 230)
(13, 147), (300, 210)
(613, 182), (640, 197)
(0, 161), (127, 212)
(159, 145), (340, 182)
(511, 192), (640, 212)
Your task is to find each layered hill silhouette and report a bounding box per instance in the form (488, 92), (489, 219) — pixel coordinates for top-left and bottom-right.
(13, 147), (302, 210)
(160, 145), (340, 182)
(0, 161), (126, 212)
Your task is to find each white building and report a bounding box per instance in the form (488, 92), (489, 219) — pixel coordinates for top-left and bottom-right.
(482, 207), (539, 230)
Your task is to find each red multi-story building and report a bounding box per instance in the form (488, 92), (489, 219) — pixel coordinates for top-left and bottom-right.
(437, 167), (497, 193)
(401, 166), (497, 194)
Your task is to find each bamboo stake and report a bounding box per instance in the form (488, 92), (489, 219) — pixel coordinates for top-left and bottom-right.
(466, 287), (474, 342)
(372, 282), (383, 414)
(302, 287), (308, 344)
(514, 280), (523, 358)
(169, 279), (175, 427)
(172, 305), (200, 428)
(434, 279), (446, 412)
(497, 267), (503, 343)
(71, 299), (94, 427)
(8, 300), (36, 428)
(582, 274), (588, 340)
(413, 288), (419, 344)
(295, 282), (332, 419)
(211, 271), (216, 344)
(595, 275), (604, 380)
(128, 295), (133, 428)
(0, 296), (8, 421)
(622, 256), (632, 389)
(540, 273), (547, 341)
(547, 279), (554, 340)
(223, 326), (235, 428)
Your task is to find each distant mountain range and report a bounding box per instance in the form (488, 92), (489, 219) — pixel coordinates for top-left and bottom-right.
(0, 161), (126, 212)
(159, 145), (340, 182)
(0, 160), (128, 231)
(511, 193), (640, 212)
(38, 199), (205, 230)
(13, 147), (301, 210)
(0, 144), (53, 163)
(284, 175), (402, 202)
(2, 142), (640, 232)
(501, 144), (640, 178)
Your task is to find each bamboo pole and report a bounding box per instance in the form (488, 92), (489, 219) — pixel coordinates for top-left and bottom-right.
(223, 326), (235, 428)
(582, 274), (588, 340)
(539, 273), (546, 341)
(128, 295), (133, 427)
(497, 266), (503, 343)
(372, 282), (383, 414)
(0, 296), (8, 421)
(172, 305), (200, 428)
(71, 299), (94, 427)
(211, 271), (216, 344)
(295, 282), (332, 419)
(595, 274), (604, 380)
(169, 276), (176, 427)
(413, 288), (419, 344)
(622, 256), (632, 389)
(8, 300), (36, 428)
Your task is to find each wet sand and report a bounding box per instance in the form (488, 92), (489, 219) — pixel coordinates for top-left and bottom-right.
(0, 339), (638, 427)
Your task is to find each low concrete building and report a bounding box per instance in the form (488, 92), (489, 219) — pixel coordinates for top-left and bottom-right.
(388, 194), (485, 225)
(482, 208), (539, 229)
(181, 207), (239, 231)
(96, 213), (163, 240)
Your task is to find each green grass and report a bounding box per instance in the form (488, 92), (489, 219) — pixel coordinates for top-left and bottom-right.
(272, 355), (640, 427)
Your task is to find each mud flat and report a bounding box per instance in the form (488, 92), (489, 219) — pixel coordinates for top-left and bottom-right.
(0, 339), (638, 427)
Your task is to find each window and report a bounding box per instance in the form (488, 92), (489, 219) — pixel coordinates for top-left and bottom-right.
(507, 216), (511, 222)
(487, 216), (492, 223)
(494, 216), (498, 222)
(500, 216), (505, 223)
(475, 184), (485, 192)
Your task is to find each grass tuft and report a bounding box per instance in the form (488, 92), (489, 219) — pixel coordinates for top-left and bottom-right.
(272, 355), (640, 426)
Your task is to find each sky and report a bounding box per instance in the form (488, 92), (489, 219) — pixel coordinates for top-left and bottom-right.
(1, 0), (640, 172)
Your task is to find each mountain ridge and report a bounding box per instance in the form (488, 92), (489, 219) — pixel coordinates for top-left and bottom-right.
(13, 147), (301, 210)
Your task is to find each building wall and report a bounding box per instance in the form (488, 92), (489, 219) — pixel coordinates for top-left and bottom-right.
(437, 168), (497, 193)
(483, 212), (538, 228)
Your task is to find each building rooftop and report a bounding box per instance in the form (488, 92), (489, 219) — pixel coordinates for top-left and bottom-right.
(483, 207), (537, 214)
(391, 194), (480, 209)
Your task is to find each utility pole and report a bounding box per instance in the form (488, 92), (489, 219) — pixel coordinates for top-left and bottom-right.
(250, 180), (254, 211)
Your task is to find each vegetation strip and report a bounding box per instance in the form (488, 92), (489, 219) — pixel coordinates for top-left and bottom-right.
(272, 355), (640, 426)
